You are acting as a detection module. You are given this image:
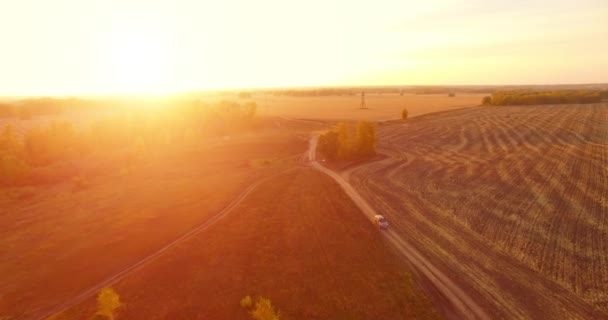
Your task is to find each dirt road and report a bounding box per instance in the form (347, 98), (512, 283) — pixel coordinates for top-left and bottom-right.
(345, 104), (608, 319)
(308, 135), (490, 320)
(33, 171), (289, 320)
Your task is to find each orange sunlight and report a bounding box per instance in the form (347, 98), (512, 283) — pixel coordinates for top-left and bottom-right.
(99, 23), (175, 94)
(0, 0), (606, 95)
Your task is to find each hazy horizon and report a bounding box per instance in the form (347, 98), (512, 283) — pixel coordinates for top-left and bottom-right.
(1, 0), (607, 96)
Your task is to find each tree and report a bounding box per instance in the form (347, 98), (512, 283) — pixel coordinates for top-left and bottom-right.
(317, 130), (339, 160)
(316, 122), (376, 161)
(356, 121), (376, 157)
(489, 90), (602, 106)
(401, 108), (408, 120)
(95, 287), (121, 320)
(336, 122), (351, 160)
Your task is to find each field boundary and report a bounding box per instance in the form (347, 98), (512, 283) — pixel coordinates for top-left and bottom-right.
(308, 134), (490, 320)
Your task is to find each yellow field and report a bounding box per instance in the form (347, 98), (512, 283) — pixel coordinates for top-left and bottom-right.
(247, 93), (486, 121)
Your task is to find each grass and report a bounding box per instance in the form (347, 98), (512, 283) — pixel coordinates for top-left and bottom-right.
(0, 126), (308, 319)
(53, 168), (441, 320)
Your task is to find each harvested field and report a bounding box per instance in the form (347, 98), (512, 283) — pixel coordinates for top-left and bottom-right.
(349, 103), (608, 319)
(248, 93), (486, 121)
(50, 168), (440, 320)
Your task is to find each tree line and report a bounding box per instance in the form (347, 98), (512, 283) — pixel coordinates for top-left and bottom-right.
(317, 121), (376, 161)
(0, 100), (258, 186)
(482, 90), (607, 106)
(0, 98), (106, 119)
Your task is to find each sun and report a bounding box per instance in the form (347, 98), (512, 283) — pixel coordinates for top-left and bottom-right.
(101, 24), (174, 94)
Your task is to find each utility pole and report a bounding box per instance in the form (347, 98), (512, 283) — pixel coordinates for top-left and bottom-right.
(360, 91), (367, 109)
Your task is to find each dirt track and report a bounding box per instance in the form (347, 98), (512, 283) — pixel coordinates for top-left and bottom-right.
(348, 104), (608, 319)
(309, 135), (489, 320)
(32, 171), (290, 320)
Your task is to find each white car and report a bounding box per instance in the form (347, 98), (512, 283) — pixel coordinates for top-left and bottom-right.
(374, 215), (389, 229)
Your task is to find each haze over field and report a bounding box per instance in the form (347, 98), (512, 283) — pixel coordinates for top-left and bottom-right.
(1, 0), (607, 95)
(1, 1), (608, 319)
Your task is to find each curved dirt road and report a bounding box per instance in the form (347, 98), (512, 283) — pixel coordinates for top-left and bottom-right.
(33, 171), (289, 320)
(308, 135), (490, 320)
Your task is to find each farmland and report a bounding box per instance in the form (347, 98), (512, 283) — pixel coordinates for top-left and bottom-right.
(0, 108), (442, 319)
(348, 103), (608, 319)
(50, 168), (440, 320)
(0, 119), (312, 319)
(0, 93), (484, 136)
(239, 93), (485, 121)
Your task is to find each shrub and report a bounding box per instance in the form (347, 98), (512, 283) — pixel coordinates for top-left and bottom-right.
(95, 287), (121, 320)
(240, 295), (253, 308)
(482, 96), (492, 105)
(251, 297), (280, 320)
(401, 108), (408, 120)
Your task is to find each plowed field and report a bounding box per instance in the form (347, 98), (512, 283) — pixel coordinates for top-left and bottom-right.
(349, 104), (608, 319)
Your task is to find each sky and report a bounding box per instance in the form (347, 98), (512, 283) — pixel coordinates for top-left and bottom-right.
(1, 0), (607, 96)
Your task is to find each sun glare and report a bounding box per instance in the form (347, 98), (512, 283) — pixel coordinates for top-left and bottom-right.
(101, 24), (174, 94)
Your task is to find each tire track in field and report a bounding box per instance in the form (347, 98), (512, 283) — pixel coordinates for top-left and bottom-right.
(32, 170), (293, 320)
(348, 104), (608, 319)
(308, 135), (491, 320)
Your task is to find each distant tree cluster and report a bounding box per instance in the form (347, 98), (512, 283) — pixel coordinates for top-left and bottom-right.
(271, 88), (357, 97)
(486, 90), (603, 106)
(238, 92), (253, 99)
(405, 87), (459, 95)
(0, 100), (259, 187)
(317, 121), (376, 161)
(0, 98), (102, 119)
